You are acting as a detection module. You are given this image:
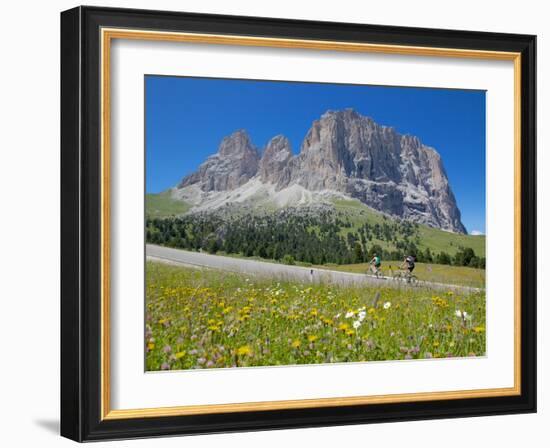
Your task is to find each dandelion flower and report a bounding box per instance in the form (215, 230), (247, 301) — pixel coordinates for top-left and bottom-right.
(291, 339), (301, 348)
(307, 335), (318, 343)
(236, 345), (252, 356)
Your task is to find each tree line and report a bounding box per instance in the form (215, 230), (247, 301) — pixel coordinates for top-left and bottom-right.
(146, 210), (485, 269)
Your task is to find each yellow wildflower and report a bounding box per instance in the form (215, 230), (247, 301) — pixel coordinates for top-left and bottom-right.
(307, 335), (318, 343)
(236, 345), (252, 356)
(291, 339), (301, 348)
(175, 351), (185, 359)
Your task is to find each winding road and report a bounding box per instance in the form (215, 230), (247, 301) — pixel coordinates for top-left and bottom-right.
(146, 244), (481, 293)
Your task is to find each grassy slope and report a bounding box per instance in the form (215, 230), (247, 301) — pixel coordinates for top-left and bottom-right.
(146, 192), (190, 218)
(320, 261), (485, 288)
(145, 261), (486, 371)
(332, 198), (485, 257)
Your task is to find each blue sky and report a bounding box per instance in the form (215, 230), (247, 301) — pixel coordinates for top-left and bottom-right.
(146, 76), (486, 234)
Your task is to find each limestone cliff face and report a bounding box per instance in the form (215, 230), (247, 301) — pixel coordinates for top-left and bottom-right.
(178, 129), (260, 192)
(176, 109), (467, 233)
(258, 135), (293, 186)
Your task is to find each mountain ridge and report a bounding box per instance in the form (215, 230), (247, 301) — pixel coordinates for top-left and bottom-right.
(174, 109), (467, 234)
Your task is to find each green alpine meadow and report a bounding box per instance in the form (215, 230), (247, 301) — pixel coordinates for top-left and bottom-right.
(146, 262), (485, 370)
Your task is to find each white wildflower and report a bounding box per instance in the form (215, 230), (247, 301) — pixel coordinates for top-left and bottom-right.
(353, 320), (361, 329)
(383, 302), (392, 309)
(345, 311), (355, 319)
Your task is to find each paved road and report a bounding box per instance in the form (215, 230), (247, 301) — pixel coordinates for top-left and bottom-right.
(146, 244), (481, 293)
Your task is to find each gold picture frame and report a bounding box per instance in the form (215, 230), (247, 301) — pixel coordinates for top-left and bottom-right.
(61, 6), (536, 442)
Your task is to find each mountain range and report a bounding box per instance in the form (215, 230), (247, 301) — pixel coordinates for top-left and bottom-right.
(171, 108), (467, 234)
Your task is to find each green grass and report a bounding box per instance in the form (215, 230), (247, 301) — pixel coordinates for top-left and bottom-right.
(146, 192), (190, 218)
(145, 261), (486, 371)
(332, 198), (485, 257)
(416, 227), (485, 257)
(319, 261), (485, 288)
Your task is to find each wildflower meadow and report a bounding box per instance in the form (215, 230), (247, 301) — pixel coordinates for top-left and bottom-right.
(145, 261), (486, 371)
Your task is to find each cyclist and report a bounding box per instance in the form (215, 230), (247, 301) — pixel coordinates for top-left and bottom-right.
(369, 253), (382, 277)
(401, 255), (416, 281)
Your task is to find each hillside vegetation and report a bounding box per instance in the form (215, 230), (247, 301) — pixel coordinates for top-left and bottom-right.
(332, 199), (485, 256)
(145, 192), (190, 218)
(145, 198), (485, 269)
(145, 261), (486, 371)
(320, 261), (485, 288)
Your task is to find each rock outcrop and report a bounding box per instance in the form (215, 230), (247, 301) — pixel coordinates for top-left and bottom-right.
(175, 109), (467, 233)
(258, 135), (293, 186)
(178, 129), (260, 192)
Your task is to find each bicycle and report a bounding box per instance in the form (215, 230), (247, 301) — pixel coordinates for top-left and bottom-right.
(392, 269), (418, 285)
(367, 264), (383, 279)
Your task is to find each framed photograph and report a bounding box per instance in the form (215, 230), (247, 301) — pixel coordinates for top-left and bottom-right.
(60, 6), (536, 441)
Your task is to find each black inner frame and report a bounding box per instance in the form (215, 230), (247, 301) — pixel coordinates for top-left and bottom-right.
(61, 6), (536, 442)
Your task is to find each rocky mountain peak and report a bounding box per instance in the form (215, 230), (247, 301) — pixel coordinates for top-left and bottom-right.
(178, 129), (259, 192)
(218, 129), (257, 157)
(259, 135), (293, 186)
(175, 110), (467, 233)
